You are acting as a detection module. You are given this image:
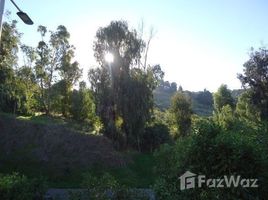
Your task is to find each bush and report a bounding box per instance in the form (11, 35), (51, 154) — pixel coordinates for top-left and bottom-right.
(70, 86), (96, 123)
(0, 172), (47, 200)
(153, 119), (267, 199)
(81, 172), (119, 200)
(79, 172), (151, 200)
(142, 123), (171, 152)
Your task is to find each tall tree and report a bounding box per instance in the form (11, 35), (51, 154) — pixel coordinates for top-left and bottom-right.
(89, 20), (163, 149)
(238, 47), (268, 120)
(35, 25), (50, 114)
(70, 81), (96, 123)
(35, 25), (81, 115)
(213, 84), (234, 113)
(170, 91), (192, 137)
(53, 26), (82, 116)
(0, 19), (21, 113)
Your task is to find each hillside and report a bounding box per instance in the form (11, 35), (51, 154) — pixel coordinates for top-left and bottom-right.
(0, 114), (157, 189)
(0, 114), (126, 170)
(153, 83), (214, 116)
(153, 81), (244, 116)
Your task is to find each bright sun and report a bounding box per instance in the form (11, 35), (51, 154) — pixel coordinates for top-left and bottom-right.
(104, 52), (114, 63)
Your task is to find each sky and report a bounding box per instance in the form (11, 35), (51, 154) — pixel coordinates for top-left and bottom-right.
(3, 0), (268, 92)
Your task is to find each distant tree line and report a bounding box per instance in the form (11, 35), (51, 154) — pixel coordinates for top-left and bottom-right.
(154, 80), (245, 116)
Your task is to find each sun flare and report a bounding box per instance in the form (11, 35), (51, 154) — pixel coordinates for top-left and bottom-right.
(104, 52), (114, 63)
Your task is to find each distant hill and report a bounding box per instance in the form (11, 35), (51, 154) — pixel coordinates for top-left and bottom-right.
(184, 90), (214, 116)
(153, 81), (245, 116)
(231, 89), (245, 101)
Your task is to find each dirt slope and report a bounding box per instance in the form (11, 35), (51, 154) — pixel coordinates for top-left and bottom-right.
(0, 116), (126, 169)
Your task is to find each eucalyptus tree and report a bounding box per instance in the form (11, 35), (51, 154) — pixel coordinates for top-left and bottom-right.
(35, 25), (81, 115)
(35, 25), (50, 114)
(52, 25), (82, 116)
(89, 20), (163, 149)
(0, 19), (21, 113)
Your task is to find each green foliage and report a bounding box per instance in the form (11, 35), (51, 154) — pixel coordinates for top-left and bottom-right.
(231, 89), (244, 102)
(213, 85), (236, 129)
(107, 153), (155, 188)
(190, 89), (213, 116)
(236, 90), (261, 125)
(213, 84), (235, 113)
(0, 23), (39, 115)
(2, 16), (268, 200)
(238, 47), (268, 120)
(1, 22), (81, 117)
(89, 20), (164, 149)
(15, 65), (39, 115)
(217, 105), (236, 130)
(154, 85), (213, 116)
(142, 123), (171, 152)
(55, 26), (82, 116)
(153, 81), (176, 110)
(70, 82), (97, 125)
(0, 20), (21, 113)
(151, 108), (170, 125)
(35, 25), (81, 115)
(154, 119), (267, 199)
(0, 20), (20, 70)
(0, 172), (47, 200)
(170, 92), (192, 137)
(81, 172), (119, 200)
(79, 172), (152, 200)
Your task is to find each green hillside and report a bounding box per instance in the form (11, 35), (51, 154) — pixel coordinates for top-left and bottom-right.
(154, 81), (244, 116)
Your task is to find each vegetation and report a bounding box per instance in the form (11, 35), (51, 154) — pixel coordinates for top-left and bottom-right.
(1, 13), (268, 199)
(238, 47), (268, 120)
(88, 21), (164, 150)
(169, 91), (192, 137)
(153, 119), (268, 199)
(0, 173), (47, 200)
(154, 82), (214, 116)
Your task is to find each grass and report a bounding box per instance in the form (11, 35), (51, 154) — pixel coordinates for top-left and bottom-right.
(0, 112), (66, 125)
(0, 152), (156, 188)
(0, 112), (156, 188)
(88, 152), (156, 188)
(17, 114), (66, 125)
(0, 112), (95, 134)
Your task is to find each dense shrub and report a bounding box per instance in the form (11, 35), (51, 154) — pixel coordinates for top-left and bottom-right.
(142, 123), (171, 152)
(0, 172), (47, 200)
(153, 119), (268, 199)
(79, 172), (151, 200)
(70, 87), (96, 123)
(80, 172), (118, 200)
